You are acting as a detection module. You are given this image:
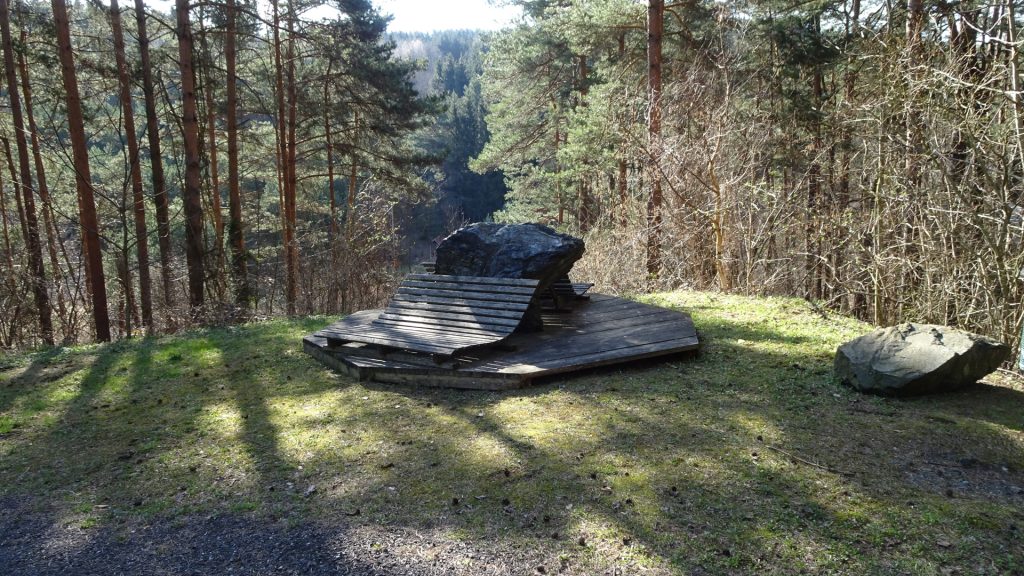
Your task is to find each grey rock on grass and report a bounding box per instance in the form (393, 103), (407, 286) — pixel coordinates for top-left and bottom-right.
(834, 323), (1009, 396)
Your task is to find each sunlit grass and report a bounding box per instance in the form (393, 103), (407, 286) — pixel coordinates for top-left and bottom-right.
(1, 297), (1023, 574)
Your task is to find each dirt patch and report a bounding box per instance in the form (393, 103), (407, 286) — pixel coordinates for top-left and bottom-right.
(903, 453), (1024, 501)
(0, 497), (551, 576)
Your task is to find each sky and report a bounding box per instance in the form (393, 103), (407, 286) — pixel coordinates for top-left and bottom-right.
(148, 0), (521, 33)
(372, 0), (520, 33)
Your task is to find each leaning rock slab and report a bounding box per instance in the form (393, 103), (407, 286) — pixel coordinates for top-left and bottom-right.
(434, 222), (584, 286)
(434, 223), (585, 330)
(834, 323), (1009, 396)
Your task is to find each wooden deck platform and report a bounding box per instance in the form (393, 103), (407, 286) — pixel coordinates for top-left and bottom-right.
(303, 293), (700, 390)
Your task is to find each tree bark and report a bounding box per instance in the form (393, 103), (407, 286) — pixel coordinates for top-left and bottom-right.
(284, 0), (298, 315)
(1, 137), (25, 246)
(617, 160), (627, 227)
(18, 29), (65, 333)
(52, 0), (110, 341)
(200, 14), (225, 294)
(905, 0), (924, 186)
(324, 62), (337, 241)
(807, 20), (824, 300)
(225, 0), (249, 307)
(110, 0), (152, 330)
(272, 0), (289, 314)
(0, 155), (13, 271)
(646, 0), (664, 280)
(176, 0), (206, 310)
(617, 32), (628, 228)
(2, 0), (52, 344)
(576, 54), (592, 232)
(554, 119), (562, 225)
(134, 0), (174, 311)
(346, 110), (358, 233)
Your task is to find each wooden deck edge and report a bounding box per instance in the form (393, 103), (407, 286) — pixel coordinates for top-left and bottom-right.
(304, 335), (529, 390)
(303, 334), (700, 391)
(501, 337), (701, 380)
(302, 336), (368, 381)
(303, 294), (702, 391)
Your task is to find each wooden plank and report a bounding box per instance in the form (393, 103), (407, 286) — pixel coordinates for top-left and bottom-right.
(401, 279), (537, 296)
(406, 273), (539, 288)
(328, 323), (494, 346)
(390, 294), (530, 312)
(579, 306), (680, 326)
(395, 286), (535, 304)
(388, 300), (525, 320)
(321, 327), (472, 350)
(588, 303), (677, 318)
(368, 322), (503, 342)
(321, 325), (484, 350)
(377, 311), (519, 330)
(325, 342), (467, 369)
(325, 332), (457, 355)
(495, 336), (700, 374)
(355, 327), (499, 345)
(475, 316), (693, 368)
(372, 317), (510, 338)
(326, 314), (508, 342)
(572, 282), (594, 296)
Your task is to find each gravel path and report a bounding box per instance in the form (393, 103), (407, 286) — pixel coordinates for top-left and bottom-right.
(0, 497), (547, 576)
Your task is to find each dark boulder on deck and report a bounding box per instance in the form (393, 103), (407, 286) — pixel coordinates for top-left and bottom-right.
(435, 223), (585, 330)
(834, 323), (1009, 396)
(435, 222), (584, 286)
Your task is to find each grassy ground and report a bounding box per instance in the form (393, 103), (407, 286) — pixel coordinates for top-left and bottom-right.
(1, 291), (1022, 575)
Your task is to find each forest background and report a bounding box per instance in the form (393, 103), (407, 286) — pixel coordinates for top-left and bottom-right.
(0, 0), (1021, 364)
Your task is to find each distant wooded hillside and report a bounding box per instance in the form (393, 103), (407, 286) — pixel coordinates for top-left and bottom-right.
(1, 0), (1021, 360)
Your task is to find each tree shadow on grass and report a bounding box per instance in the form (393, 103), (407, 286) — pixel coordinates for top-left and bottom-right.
(0, 347), (71, 415)
(899, 381), (1024, 434)
(341, 310), (1024, 573)
(0, 327), (420, 575)
(3, 311), (1024, 575)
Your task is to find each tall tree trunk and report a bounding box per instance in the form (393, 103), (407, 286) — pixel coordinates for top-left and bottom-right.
(554, 119), (563, 224)
(284, 0), (298, 315)
(324, 63), (337, 241)
(575, 55), (592, 232)
(200, 14), (225, 296)
(617, 32), (628, 228)
(2, 0), (52, 344)
(52, 0), (110, 341)
(905, 0), (924, 188)
(1, 137), (26, 245)
(807, 36), (824, 300)
(0, 157), (14, 271)
(225, 0), (249, 307)
(272, 0), (288, 314)
(617, 160), (627, 227)
(18, 29), (66, 334)
(646, 0), (664, 280)
(110, 0), (152, 330)
(134, 0), (173, 311)
(176, 0), (206, 310)
(346, 110), (358, 234)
